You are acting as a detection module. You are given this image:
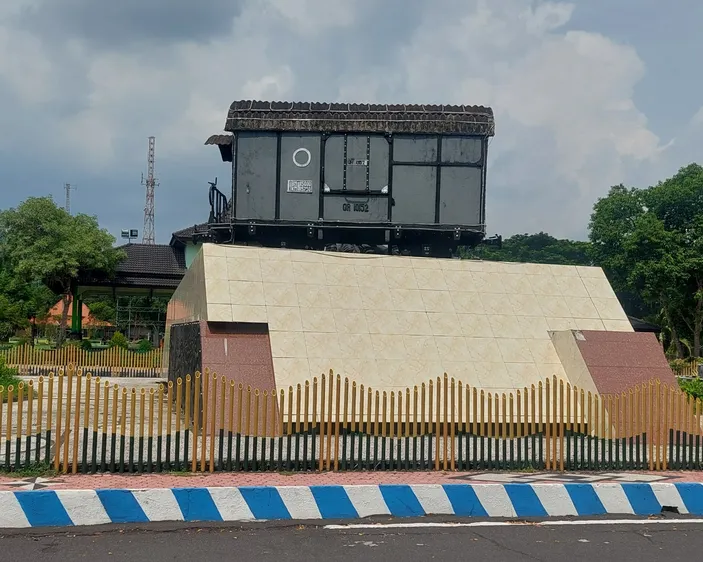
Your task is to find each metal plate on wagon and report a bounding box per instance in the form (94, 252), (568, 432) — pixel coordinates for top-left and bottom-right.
(287, 179), (314, 194)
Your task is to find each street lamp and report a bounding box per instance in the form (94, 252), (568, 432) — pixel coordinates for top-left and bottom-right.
(121, 229), (139, 245)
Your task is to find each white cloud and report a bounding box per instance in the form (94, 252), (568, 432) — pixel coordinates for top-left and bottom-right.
(0, 27), (53, 105)
(0, 0), (693, 241)
(522, 2), (574, 35)
(692, 106), (703, 127)
(385, 0), (665, 237)
(265, 0), (356, 32)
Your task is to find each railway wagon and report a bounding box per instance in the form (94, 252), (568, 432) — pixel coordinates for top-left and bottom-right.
(205, 100), (495, 257)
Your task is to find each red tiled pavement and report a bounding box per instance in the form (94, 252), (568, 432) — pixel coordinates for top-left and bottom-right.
(1, 470), (702, 490)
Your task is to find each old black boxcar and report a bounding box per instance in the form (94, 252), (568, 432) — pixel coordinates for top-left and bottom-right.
(205, 100), (495, 257)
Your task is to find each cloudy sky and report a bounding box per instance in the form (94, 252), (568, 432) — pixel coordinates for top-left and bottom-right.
(1, 0), (701, 244)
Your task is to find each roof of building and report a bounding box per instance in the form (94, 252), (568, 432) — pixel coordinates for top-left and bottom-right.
(80, 244), (187, 291)
(218, 100), (496, 136)
(169, 223), (211, 246)
(116, 244), (186, 276)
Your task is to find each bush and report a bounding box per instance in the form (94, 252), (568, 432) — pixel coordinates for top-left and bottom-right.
(12, 336), (29, 346)
(80, 339), (93, 351)
(671, 358), (690, 374)
(136, 339), (153, 353)
(0, 355), (23, 402)
(678, 377), (703, 401)
(109, 331), (129, 349)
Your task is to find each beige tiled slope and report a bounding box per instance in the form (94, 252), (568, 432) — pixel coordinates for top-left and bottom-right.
(189, 244), (631, 393)
(163, 248), (210, 372)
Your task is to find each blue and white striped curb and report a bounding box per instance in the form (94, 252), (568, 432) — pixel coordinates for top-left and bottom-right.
(2, 483), (703, 528)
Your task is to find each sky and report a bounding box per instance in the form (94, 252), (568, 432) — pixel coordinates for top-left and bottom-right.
(0, 0), (701, 244)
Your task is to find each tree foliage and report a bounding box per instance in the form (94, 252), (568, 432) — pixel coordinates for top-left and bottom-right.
(109, 331), (129, 349)
(0, 245), (55, 341)
(0, 355), (23, 401)
(463, 232), (592, 266)
(0, 197), (124, 343)
(589, 164), (703, 358)
(83, 294), (168, 342)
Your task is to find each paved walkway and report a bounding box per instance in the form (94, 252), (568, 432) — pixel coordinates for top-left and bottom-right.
(1, 470), (701, 491)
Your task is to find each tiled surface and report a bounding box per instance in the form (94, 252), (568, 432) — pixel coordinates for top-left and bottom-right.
(576, 331), (677, 395)
(0, 470), (694, 491)
(179, 244), (632, 394)
(200, 322), (276, 397)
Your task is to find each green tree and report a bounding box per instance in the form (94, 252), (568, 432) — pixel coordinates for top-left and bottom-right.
(463, 232), (592, 266)
(0, 197), (124, 345)
(84, 298), (116, 324)
(0, 253), (55, 341)
(110, 331), (129, 349)
(0, 294), (25, 341)
(589, 164), (703, 358)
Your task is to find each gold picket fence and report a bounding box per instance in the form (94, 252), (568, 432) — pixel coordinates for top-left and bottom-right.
(674, 361), (700, 378)
(0, 367), (701, 474)
(1, 344), (162, 374)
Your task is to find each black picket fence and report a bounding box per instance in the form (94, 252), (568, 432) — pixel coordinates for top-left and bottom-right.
(1, 426), (701, 474)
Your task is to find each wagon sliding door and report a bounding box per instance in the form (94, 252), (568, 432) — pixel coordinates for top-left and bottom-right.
(322, 134), (390, 222)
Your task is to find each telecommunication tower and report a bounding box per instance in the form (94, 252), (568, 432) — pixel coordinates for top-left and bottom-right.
(64, 183), (76, 214)
(141, 136), (158, 244)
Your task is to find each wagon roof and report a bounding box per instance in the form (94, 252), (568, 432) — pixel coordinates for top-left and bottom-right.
(220, 100), (495, 136)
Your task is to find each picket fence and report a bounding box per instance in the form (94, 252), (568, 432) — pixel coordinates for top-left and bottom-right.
(0, 367), (700, 474)
(1, 344), (162, 376)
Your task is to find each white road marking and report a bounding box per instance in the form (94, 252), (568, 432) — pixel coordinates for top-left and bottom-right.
(543, 519), (703, 526)
(324, 519), (703, 530)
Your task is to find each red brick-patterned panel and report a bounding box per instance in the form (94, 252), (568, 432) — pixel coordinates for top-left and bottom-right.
(200, 321), (276, 434)
(576, 330), (675, 396)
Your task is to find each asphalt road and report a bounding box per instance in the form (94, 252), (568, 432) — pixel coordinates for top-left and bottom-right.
(1, 519), (701, 562)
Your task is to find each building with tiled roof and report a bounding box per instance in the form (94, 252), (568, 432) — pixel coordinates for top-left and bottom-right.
(113, 244), (186, 289)
(80, 243), (187, 295)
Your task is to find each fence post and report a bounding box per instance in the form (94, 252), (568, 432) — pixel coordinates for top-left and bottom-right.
(192, 373), (200, 472)
(427, 382), (432, 471)
(318, 375), (325, 472)
(342, 378), (349, 472)
(6, 385), (14, 471)
(0, 385), (4, 470)
(209, 373), (218, 473)
(327, 372), (334, 471)
(71, 370), (83, 474)
(334, 375), (341, 472)
(543, 379), (550, 470)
